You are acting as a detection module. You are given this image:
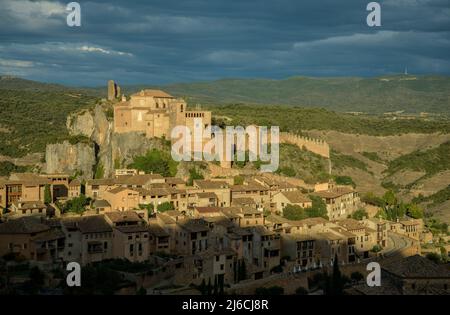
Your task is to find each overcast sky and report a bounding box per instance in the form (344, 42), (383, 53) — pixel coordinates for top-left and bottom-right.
(0, 0), (449, 86)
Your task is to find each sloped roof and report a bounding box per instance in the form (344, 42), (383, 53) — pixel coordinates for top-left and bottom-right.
(383, 255), (450, 279)
(131, 89), (173, 98)
(0, 217), (50, 234)
(75, 215), (112, 234)
(194, 180), (229, 189)
(279, 191), (311, 204)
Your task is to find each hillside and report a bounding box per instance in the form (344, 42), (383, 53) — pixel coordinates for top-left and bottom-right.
(128, 75), (450, 114)
(207, 104), (450, 136)
(0, 75), (100, 96)
(0, 88), (98, 157)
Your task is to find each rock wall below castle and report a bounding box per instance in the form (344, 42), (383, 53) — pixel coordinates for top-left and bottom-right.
(45, 141), (96, 179)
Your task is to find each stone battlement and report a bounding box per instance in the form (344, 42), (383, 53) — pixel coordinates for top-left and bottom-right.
(279, 132), (330, 158)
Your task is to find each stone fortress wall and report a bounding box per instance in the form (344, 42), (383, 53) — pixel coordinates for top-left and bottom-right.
(279, 132), (330, 158)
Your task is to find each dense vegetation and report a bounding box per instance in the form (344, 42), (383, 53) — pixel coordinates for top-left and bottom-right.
(375, 190), (424, 220)
(413, 185), (450, 207)
(386, 141), (450, 177)
(276, 143), (329, 184)
(282, 195), (328, 220)
(331, 151), (370, 173)
(128, 149), (178, 177)
(0, 89), (97, 157)
(0, 161), (30, 176)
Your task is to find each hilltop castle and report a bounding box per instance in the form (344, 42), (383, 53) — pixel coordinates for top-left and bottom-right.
(114, 89), (211, 139)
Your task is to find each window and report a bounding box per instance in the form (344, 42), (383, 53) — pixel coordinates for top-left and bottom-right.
(128, 235), (132, 240)
(129, 244), (134, 256)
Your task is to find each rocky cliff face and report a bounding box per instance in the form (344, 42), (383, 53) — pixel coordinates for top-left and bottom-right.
(46, 103), (167, 179)
(45, 140), (96, 179)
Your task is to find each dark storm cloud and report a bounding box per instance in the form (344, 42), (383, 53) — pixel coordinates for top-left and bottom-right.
(0, 0), (449, 85)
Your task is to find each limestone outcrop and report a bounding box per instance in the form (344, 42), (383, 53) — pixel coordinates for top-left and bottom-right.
(47, 103), (168, 179)
(45, 140), (96, 179)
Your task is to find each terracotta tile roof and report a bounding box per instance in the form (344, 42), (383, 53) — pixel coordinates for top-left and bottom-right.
(12, 200), (46, 210)
(0, 217), (50, 234)
(195, 206), (222, 213)
(335, 218), (365, 231)
(7, 173), (52, 185)
(317, 232), (344, 241)
(178, 219), (209, 233)
(251, 225), (274, 236)
(330, 227), (356, 238)
(33, 230), (65, 242)
(156, 213), (176, 225)
(117, 174), (164, 186)
(231, 183), (268, 192)
(383, 255), (450, 278)
(194, 180), (229, 189)
(107, 186), (138, 195)
(312, 187), (355, 199)
(87, 178), (117, 186)
(131, 89), (174, 98)
(278, 191), (311, 204)
(165, 177), (185, 185)
(92, 199), (111, 208)
(196, 192), (217, 199)
(71, 215), (112, 234)
(105, 211), (142, 223)
(147, 221), (170, 237)
(115, 224), (149, 233)
(231, 197), (256, 205)
(265, 214), (290, 224)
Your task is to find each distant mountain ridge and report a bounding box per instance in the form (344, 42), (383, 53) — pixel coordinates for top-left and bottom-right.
(121, 75), (450, 114)
(1, 74), (450, 114)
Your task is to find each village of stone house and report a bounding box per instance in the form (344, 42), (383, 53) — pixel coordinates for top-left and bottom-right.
(1, 80), (448, 296)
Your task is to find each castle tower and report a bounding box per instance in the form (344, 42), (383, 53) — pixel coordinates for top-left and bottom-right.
(107, 80), (121, 101)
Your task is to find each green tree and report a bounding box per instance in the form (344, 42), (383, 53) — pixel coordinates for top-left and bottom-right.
(371, 244), (382, 253)
(187, 167), (204, 185)
(351, 208), (368, 220)
(62, 194), (90, 214)
(157, 202), (175, 212)
(282, 204), (307, 220)
(383, 190), (397, 206)
(325, 254), (344, 296)
(95, 162), (105, 179)
(334, 175), (356, 188)
(129, 149), (177, 177)
(406, 204), (424, 219)
(306, 195), (328, 218)
(44, 184), (52, 204)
